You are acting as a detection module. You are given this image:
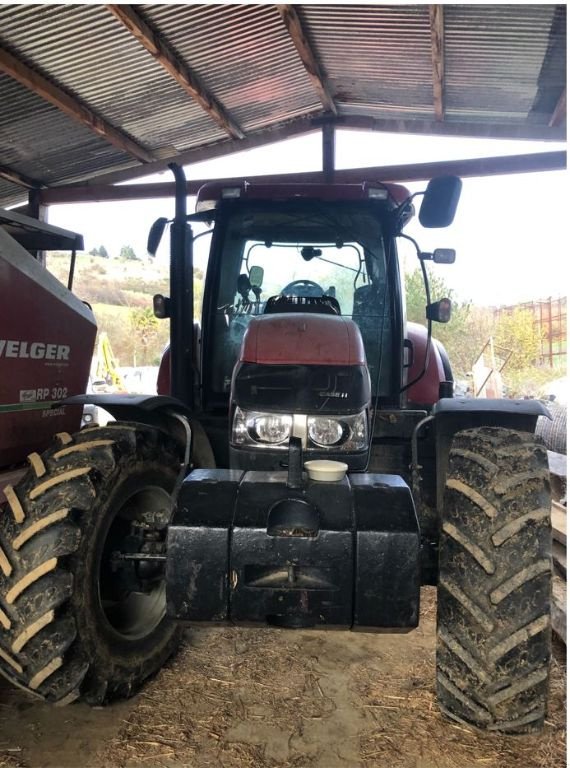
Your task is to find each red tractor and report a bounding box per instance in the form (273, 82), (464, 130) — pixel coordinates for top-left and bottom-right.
(0, 167), (551, 733)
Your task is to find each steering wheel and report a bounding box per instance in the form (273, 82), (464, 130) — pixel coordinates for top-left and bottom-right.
(281, 279), (324, 298)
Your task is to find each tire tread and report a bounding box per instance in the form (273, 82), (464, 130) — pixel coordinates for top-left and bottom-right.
(437, 426), (552, 734)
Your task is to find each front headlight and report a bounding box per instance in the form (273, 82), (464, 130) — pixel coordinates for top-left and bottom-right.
(307, 417), (345, 447)
(250, 413), (292, 444)
(232, 407), (292, 446)
(308, 411), (368, 451)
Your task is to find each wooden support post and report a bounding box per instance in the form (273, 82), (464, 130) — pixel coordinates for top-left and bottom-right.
(322, 122), (335, 183)
(27, 188), (47, 265)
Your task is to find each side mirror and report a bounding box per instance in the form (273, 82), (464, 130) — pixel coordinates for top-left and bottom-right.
(153, 294), (171, 319)
(147, 217), (169, 256)
(249, 265), (264, 288)
(419, 176), (462, 228)
(426, 298), (452, 323)
(433, 248), (456, 264)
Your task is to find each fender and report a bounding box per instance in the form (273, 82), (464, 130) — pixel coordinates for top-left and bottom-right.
(157, 323), (201, 397)
(59, 393), (216, 469)
(405, 323), (450, 406)
(157, 347), (171, 396)
(60, 393), (191, 424)
(60, 393), (191, 454)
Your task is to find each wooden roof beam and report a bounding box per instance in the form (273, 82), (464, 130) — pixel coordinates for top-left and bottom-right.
(429, 5), (445, 122)
(107, 4), (245, 140)
(0, 163), (42, 190)
(38, 151), (567, 205)
(549, 87), (566, 128)
(0, 45), (154, 164)
(276, 5), (337, 115)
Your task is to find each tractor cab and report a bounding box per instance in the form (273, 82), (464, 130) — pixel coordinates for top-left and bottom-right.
(155, 175), (462, 466)
(198, 182), (409, 412)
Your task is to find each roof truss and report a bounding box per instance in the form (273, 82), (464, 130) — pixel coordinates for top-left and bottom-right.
(32, 110), (565, 194)
(429, 5), (445, 122)
(38, 150), (567, 205)
(106, 5), (245, 140)
(549, 87), (566, 128)
(0, 44), (154, 164)
(276, 5), (337, 114)
(0, 163), (41, 190)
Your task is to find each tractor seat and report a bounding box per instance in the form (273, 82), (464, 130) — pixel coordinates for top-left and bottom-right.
(263, 294), (341, 315)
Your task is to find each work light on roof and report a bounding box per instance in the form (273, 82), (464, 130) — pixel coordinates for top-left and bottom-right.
(221, 187), (242, 199)
(367, 188), (389, 200)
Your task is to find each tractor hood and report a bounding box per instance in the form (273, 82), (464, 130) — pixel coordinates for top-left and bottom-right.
(239, 313), (366, 367)
(231, 313), (371, 419)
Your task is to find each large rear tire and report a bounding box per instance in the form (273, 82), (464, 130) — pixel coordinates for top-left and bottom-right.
(437, 426), (552, 733)
(0, 423), (183, 705)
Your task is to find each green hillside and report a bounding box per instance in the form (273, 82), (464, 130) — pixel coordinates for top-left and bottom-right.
(46, 252), (202, 367)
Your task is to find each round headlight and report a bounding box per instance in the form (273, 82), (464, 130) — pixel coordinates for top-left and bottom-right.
(308, 417), (344, 447)
(249, 414), (292, 444)
(82, 413), (93, 423)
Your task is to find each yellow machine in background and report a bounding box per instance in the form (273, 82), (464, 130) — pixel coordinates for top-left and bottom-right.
(94, 331), (125, 391)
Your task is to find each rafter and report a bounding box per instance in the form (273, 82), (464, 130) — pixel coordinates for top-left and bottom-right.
(276, 5), (337, 115)
(0, 45), (154, 164)
(429, 5), (445, 122)
(549, 87), (566, 128)
(0, 164), (41, 190)
(106, 5), (245, 140)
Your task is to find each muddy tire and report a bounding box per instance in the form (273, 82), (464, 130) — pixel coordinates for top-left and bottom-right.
(436, 426), (552, 733)
(0, 423), (183, 705)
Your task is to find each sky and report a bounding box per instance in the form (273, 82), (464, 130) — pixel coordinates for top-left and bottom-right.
(47, 128), (567, 307)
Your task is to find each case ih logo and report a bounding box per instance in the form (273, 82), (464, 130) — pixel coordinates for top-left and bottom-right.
(0, 339), (70, 361)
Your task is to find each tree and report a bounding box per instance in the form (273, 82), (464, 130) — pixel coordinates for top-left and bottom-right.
(88, 245), (109, 258)
(120, 245), (138, 261)
(404, 266), (491, 378)
(494, 308), (542, 371)
(129, 307), (159, 366)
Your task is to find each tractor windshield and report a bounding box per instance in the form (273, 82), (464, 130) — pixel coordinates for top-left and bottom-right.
(205, 199), (395, 399)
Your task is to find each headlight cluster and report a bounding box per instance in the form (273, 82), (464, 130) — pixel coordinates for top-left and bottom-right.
(232, 408), (292, 445)
(232, 407), (368, 451)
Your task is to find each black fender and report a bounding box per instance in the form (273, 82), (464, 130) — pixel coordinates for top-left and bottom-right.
(432, 397), (551, 511)
(58, 394), (215, 469)
(59, 394), (197, 465)
(60, 393), (190, 432)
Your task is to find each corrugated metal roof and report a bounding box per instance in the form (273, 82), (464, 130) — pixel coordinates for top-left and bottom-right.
(445, 5), (560, 121)
(144, 4), (321, 132)
(300, 5), (434, 117)
(0, 71), (132, 183)
(0, 4), (227, 152)
(0, 3), (565, 209)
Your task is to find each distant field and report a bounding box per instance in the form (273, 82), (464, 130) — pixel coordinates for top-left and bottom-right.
(46, 253), (171, 367)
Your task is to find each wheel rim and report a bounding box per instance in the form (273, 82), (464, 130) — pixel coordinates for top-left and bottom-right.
(98, 484), (171, 641)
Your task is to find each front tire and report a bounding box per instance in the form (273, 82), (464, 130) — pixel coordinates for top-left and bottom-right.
(0, 423), (183, 705)
(437, 426), (552, 733)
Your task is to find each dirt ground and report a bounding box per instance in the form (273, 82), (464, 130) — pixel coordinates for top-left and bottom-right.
(0, 589), (565, 768)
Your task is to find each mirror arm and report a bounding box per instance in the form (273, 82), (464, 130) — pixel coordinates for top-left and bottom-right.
(393, 190), (425, 233)
(399, 232), (433, 395)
